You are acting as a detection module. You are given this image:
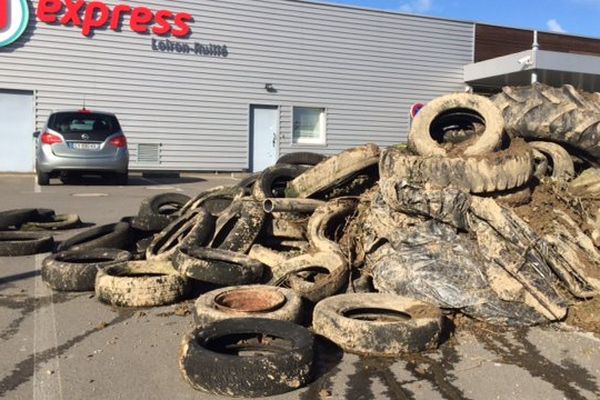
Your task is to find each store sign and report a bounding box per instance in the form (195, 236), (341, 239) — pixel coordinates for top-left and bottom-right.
(151, 38), (229, 58)
(0, 0), (30, 47)
(36, 0), (193, 37)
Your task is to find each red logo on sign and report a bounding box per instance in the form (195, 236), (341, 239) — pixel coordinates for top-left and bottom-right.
(0, 0), (8, 29)
(36, 0), (193, 37)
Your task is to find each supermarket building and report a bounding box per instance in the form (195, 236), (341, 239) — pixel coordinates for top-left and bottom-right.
(1, 0), (600, 173)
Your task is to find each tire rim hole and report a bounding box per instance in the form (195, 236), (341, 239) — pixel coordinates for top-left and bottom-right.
(211, 215), (240, 248)
(205, 333), (293, 356)
(214, 289), (286, 313)
(158, 204), (180, 216)
(429, 108), (485, 145)
(293, 266), (330, 283)
(60, 257), (114, 264)
(343, 307), (412, 322)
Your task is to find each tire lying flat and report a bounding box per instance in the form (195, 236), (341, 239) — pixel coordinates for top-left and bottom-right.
(57, 222), (131, 252)
(312, 293), (444, 356)
(0, 232), (54, 256)
(134, 192), (191, 232)
(193, 285), (303, 327)
(179, 318), (314, 397)
(42, 248), (131, 292)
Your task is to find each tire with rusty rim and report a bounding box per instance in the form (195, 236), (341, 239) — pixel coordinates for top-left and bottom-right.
(193, 285), (303, 327)
(57, 222), (131, 252)
(21, 214), (81, 231)
(312, 293), (444, 356)
(95, 260), (190, 307)
(42, 248), (131, 292)
(146, 209), (213, 260)
(0, 232), (54, 256)
(409, 93), (504, 157)
(179, 318), (314, 397)
(134, 193), (191, 232)
(380, 138), (534, 194)
(173, 246), (264, 285)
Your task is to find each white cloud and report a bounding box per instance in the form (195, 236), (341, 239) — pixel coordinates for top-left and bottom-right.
(399, 0), (433, 13)
(546, 19), (566, 33)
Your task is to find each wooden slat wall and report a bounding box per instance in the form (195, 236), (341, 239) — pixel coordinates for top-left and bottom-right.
(475, 24), (600, 62)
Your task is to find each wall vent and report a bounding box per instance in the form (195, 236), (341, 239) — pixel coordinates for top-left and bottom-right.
(137, 143), (160, 164)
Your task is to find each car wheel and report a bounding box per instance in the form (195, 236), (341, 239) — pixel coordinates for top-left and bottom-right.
(37, 171), (50, 186)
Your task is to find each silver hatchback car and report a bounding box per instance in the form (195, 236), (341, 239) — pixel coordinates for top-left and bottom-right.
(34, 109), (129, 185)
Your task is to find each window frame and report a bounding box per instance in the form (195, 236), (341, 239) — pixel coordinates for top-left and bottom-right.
(291, 106), (327, 146)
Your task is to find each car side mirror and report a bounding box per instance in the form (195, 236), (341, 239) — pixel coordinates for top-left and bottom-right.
(33, 131), (40, 138)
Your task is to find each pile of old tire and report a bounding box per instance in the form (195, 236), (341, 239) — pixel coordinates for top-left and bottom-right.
(0, 208), (82, 256)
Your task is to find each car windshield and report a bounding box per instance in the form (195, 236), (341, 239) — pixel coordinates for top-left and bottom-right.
(48, 112), (121, 134)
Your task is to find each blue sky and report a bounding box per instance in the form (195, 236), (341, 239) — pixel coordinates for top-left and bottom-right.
(321, 0), (600, 38)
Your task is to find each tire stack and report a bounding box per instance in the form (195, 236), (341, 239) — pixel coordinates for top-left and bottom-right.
(8, 84), (600, 396)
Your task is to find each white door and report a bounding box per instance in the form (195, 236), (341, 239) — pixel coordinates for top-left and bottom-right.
(0, 90), (34, 172)
(250, 105), (279, 172)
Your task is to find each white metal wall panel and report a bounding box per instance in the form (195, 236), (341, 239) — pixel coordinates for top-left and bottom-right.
(0, 0), (474, 170)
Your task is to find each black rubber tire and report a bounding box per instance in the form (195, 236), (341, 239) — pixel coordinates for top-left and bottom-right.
(409, 92), (504, 157)
(179, 318), (314, 397)
(0, 232), (55, 256)
(234, 173), (260, 195)
(277, 152), (327, 166)
(252, 164), (309, 200)
(0, 208), (54, 230)
(41, 248), (131, 292)
(179, 186), (244, 216)
(134, 193), (191, 232)
(56, 222), (131, 252)
(193, 285), (303, 327)
(312, 293), (444, 356)
(173, 246), (264, 285)
(21, 214), (82, 231)
(95, 260), (190, 307)
(210, 200), (266, 253)
(37, 171), (50, 186)
(146, 209), (214, 260)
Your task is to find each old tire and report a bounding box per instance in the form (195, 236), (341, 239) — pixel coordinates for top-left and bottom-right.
(210, 200), (265, 253)
(57, 222), (131, 252)
(193, 285), (302, 327)
(312, 293), (444, 356)
(380, 138), (533, 194)
(252, 164), (308, 200)
(95, 260), (190, 307)
(146, 209), (213, 260)
(277, 152), (327, 166)
(307, 197), (359, 254)
(179, 318), (314, 397)
(21, 214), (81, 231)
(286, 144), (380, 198)
(409, 93), (504, 157)
(134, 193), (191, 232)
(0, 208), (54, 230)
(180, 186), (245, 216)
(41, 248), (131, 292)
(528, 141), (575, 180)
(173, 246), (264, 285)
(493, 83), (600, 166)
(0, 232), (54, 256)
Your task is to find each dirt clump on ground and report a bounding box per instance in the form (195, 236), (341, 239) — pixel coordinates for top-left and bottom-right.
(566, 297), (600, 335)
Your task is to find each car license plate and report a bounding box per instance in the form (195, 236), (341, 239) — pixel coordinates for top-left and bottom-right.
(72, 142), (100, 150)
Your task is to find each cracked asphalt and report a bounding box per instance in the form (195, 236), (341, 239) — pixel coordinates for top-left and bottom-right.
(0, 173), (599, 400)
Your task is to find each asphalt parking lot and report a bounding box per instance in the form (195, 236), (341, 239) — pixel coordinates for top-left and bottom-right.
(1, 173), (599, 400)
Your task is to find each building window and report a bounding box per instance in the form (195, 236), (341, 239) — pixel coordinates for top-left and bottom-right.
(293, 107), (326, 144)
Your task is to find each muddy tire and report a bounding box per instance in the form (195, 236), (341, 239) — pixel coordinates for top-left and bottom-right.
(0, 208), (54, 230)
(179, 318), (314, 397)
(307, 198), (359, 254)
(528, 141), (575, 180)
(252, 164), (308, 200)
(57, 222), (131, 252)
(193, 285), (302, 327)
(380, 138), (533, 194)
(312, 293), (444, 356)
(21, 214), (81, 231)
(0, 232), (54, 256)
(277, 252), (348, 303)
(146, 209), (213, 261)
(409, 93), (504, 157)
(95, 260), (189, 307)
(286, 144), (380, 198)
(173, 246), (264, 285)
(41, 248), (131, 292)
(492, 83), (600, 166)
(210, 200), (265, 253)
(569, 168), (600, 198)
(179, 186), (244, 216)
(478, 184), (533, 207)
(277, 152), (327, 166)
(134, 193), (191, 232)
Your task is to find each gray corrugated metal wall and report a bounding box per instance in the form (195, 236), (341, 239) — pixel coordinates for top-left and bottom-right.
(0, 0), (474, 171)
